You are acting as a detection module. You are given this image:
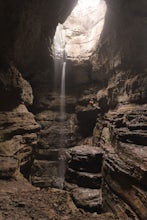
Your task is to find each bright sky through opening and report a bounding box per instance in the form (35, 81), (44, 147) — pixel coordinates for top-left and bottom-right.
(54, 0), (106, 61)
(79, 0), (100, 7)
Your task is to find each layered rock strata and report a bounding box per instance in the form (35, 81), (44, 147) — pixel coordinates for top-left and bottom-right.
(64, 145), (103, 213)
(101, 105), (147, 220)
(0, 63), (39, 179)
(31, 94), (78, 188)
(89, 0), (147, 219)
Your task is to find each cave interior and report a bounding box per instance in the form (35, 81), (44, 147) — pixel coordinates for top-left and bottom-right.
(0, 0), (147, 219)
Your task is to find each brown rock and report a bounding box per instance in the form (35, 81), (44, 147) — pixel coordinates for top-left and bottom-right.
(0, 187), (114, 220)
(66, 168), (102, 189)
(101, 105), (147, 219)
(68, 145), (103, 172)
(31, 160), (64, 188)
(72, 187), (102, 213)
(36, 111), (77, 149)
(0, 104), (39, 177)
(0, 155), (18, 179)
(0, 104), (39, 141)
(0, 63), (33, 109)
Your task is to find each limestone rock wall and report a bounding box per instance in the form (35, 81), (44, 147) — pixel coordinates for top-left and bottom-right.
(0, 0), (146, 218)
(30, 93), (78, 188)
(0, 0), (77, 183)
(0, 62), (39, 178)
(28, 1), (147, 216)
(90, 0), (147, 219)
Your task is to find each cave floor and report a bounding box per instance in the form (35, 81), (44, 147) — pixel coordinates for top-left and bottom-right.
(0, 179), (114, 220)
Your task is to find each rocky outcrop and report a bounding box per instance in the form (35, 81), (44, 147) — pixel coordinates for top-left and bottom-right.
(100, 105), (147, 219)
(0, 56), (38, 180)
(0, 0), (77, 184)
(0, 104), (39, 178)
(88, 0), (147, 219)
(31, 94), (78, 188)
(0, 156), (18, 179)
(64, 145), (103, 213)
(0, 62), (33, 110)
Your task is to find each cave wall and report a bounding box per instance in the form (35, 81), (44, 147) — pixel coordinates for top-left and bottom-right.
(0, 0), (77, 184)
(90, 0), (147, 219)
(0, 0), (146, 218)
(0, 0), (77, 72)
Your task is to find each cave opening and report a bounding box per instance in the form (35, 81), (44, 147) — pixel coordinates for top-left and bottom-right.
(53, 0), (106, 64)
(42, 0), (108, 212)
(53, 0), (106, 139)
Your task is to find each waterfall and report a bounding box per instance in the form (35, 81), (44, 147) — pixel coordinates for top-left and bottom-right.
(58, 61), (67, 189)
(53, 24), (66, 91)
(53, 24), (67, 189)
(60, 61), (66, 121)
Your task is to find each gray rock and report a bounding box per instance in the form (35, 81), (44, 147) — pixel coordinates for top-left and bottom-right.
(101, 105), (147, 219)
(31, 160), (66, 189)
(66, 168), (102, 189)
(68, 145), (103, 172)
(72, 187), (102, 213)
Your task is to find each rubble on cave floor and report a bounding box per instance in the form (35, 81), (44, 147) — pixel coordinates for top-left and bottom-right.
(0, 182), (114, 220)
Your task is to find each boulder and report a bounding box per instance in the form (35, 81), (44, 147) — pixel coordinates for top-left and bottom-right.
(67, 145), (103, 172)
(72, 187), (102, 213)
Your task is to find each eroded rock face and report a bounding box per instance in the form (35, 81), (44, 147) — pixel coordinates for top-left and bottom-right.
(30, 93), (78, 188)
(64, 145), (103, 212)
(0, 156), (18, 179)
(89, 1), (147, 218)
(0, 0), (77, 185)
(0, 104), (39, 178)
(100, 105), (147, 219)
(0, 63), (33, 110)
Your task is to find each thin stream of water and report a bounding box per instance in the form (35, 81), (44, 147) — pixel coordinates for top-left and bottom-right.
(53, 24), (67, 189)
(58, 61), (67, 189)
(60, 61), (66, 121)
